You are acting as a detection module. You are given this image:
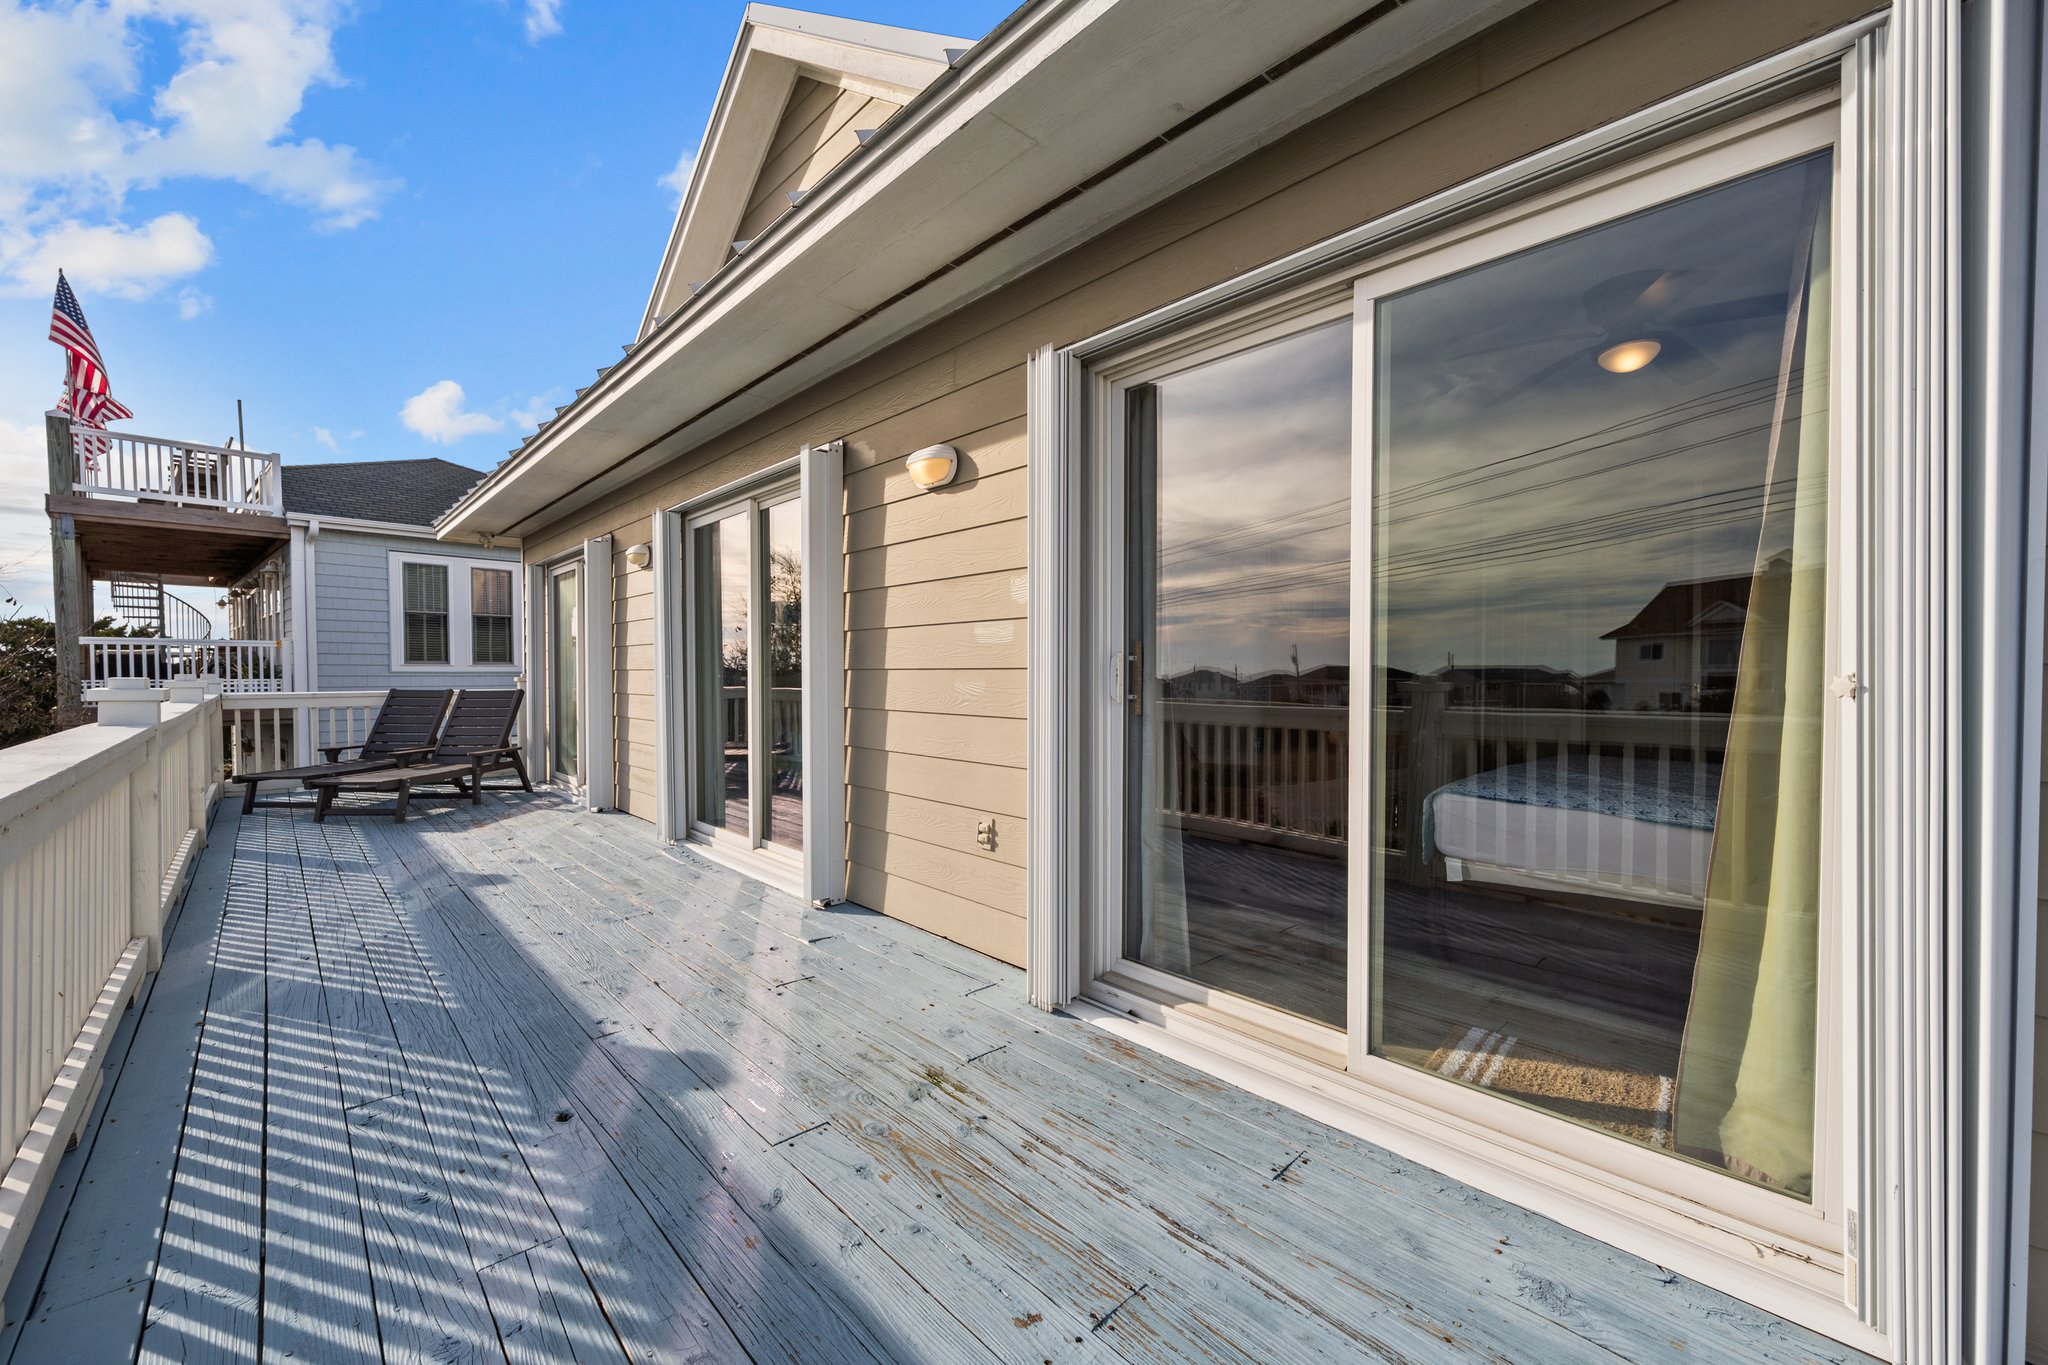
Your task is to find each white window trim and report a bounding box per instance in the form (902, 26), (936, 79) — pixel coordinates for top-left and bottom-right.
(1026, 20), (1952, 1359)
(386, 550), (522, 671)
(658, 444), (845, 907)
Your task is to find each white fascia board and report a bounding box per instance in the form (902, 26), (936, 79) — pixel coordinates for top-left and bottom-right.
(744, 4), (972, 63)
(445, 0), (1533, 540)
(286, 510), (515, 545)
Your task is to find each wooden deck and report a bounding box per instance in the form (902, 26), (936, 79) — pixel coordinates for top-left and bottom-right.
(0, 788), (1871, 1364)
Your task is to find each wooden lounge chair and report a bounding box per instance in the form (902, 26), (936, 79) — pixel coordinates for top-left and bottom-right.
(310, 688), (530, 822)
(229, 688), (452, 814)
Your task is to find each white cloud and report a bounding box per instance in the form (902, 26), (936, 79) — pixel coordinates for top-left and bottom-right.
(659, 148), (697, 207)
(312, 425), (338, 452)
(0, 0), (396, 304)
(401, 380), (505, 445)
(177, 285), (213, 319)
(524, 0), (563, 42)
(0, 212), (213, 297)
(509, 389), (566, 431)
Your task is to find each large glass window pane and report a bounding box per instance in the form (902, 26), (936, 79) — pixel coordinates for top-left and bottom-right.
(403, 562), (449, 664)
(472, 567), (515, 665)
(1369, 154), (1832, 1197)
(1126, 319), (1351, 1028)
(694, 512), (751, 838)
(765, 499), (804, 850)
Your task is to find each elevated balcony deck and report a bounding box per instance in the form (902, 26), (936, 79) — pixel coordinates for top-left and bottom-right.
(47, 425), (287, 588)
(0, 781), (1871, 1363)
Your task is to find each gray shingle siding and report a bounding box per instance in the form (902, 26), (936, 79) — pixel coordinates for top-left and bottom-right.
(311, 528), (521, 693)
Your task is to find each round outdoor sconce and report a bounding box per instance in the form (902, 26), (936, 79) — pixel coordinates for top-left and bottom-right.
(623, 542), (653, 570)
(904, 443), (960, 491)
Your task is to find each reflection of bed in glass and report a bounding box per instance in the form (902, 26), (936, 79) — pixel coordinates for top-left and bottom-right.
(1423, 752), (1721, 910)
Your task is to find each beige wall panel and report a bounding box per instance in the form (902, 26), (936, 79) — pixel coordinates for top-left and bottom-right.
(848, 786), (1028, 868)
(847, 863), (1024, 965)
(846, 519), (1025, 592)
(846, 419), (1026, 513)
(847, 746), (1026, 818)
(847, 571), (1029, 631)
(848, 708), (1027, 769)
(846, 467), (1027, 554)
(849, 620), (1023, 672)
(848, 825), (1022, 914)
(515, 0), (1875, 948)
(847, 667), (1026, 719)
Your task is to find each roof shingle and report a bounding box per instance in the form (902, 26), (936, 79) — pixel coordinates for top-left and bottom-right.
(280, 458), (487, 527)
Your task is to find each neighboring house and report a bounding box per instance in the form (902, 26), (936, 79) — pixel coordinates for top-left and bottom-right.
(434, 4), (2045, 1363)
(227, 458), (522, 694)
(1601, 563), (1780, 711)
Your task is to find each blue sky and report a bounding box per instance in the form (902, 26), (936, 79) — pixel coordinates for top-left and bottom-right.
(0, 0), (1010, 618)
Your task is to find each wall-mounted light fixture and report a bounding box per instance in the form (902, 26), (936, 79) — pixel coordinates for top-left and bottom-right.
(623, 542), (653, 571)
(905, 443), (960, 491)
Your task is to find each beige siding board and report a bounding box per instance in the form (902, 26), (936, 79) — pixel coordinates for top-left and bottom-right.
(846, 746), (1025, 818)
(847, 708), (1026, 769)
(847, 571), (1029, 631)
(845, 418), (1026, 513)
(847, 668), (1026, 719)
(848, 825), (1023, 916)
(738, 90), (903, 243)
(847, 863), (1024, 966)
(842, 370), (1027, 477)
(847, 519), (1025, 592)
(849, 621), (1024, 672)
(845, 467), (1027, 554)
(848, 786), (1027, 869)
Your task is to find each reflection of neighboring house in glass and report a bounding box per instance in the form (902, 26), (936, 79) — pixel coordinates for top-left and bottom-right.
(1600, 556), (1787, 711)
(1159, 665), (1244, 701)
(1433, 663), (1583, 710)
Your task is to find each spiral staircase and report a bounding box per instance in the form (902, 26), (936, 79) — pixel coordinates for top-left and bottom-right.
(109, 573), (214, 640)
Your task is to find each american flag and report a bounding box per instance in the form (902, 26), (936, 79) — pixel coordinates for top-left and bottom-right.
(50, 270), (133, 468)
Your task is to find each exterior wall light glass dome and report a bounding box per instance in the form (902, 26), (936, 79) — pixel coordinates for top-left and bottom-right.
(905, 444), (960, 490)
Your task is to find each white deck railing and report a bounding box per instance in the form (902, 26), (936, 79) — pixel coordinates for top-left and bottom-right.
(71, 429), (281, 515)
(0, 678), (224, 1294)
(222, 690), (390, 775)
(82, 637), (289, 695)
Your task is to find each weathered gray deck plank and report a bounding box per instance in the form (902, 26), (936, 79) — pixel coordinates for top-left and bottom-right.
(12, 789), (1876, 1365)
(489, 797), (1868, 1365)
(452, 804), (1496, 1364)
(258, 809), (382, 1364)
(133, 808), (272, 1365)
(432, 815), (1123, 1364)
(356, 815), (919, 1364)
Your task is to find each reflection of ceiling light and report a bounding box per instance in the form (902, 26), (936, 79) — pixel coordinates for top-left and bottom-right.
(1597, 338), (1662, 373)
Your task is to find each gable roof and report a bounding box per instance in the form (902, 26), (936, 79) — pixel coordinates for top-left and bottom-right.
(282, 458), (487, 527)
(641, 4), (967, 338)
(1600, 571), (1759, 641)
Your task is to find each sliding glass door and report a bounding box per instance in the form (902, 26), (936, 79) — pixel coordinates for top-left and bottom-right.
(547, 563), (579, 783)
(689, 482), (803, 857)
(1107, 141), (1837, 1211)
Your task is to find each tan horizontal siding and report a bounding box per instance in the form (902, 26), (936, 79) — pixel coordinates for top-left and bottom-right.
(848, 786), (1028, 869)
(519, 0), (1872, 964)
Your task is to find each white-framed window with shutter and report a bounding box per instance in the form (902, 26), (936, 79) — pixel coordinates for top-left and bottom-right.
(471, 566), (515, 664)
(402, 562), (450, 663)
(387, 551), (522, 670)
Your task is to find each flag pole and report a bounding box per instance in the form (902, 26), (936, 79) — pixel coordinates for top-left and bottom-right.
(236, 399), (245, 451)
